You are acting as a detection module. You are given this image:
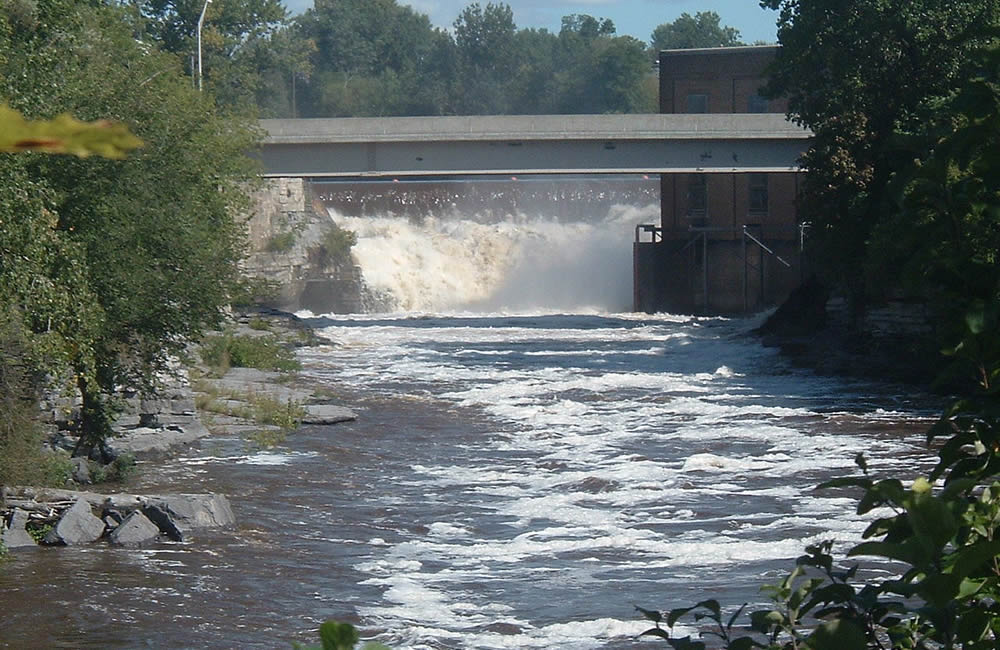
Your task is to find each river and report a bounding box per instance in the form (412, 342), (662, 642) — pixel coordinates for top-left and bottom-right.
(0, 181), (937, 648)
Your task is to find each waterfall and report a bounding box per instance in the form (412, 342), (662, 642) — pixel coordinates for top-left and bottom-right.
(321, 179), (658, 313)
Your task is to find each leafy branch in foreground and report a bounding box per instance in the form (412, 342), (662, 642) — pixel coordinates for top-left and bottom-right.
(0, 104), (141, 158)
(639, 313), (1000, 648)
(292, 620), (391, 650)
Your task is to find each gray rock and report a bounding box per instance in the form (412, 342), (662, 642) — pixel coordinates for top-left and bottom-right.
(1, 509), (38, 549)
(106, 420), (211, 456)
(142, 504), (184, 541)
(142, 494), (236, 542)
(43, 499), (105, 545)
(302, 404), (357, 425)
(104, 493), (143, 511)
(108, 511), (160, 546)
(70, 457), (92, 485)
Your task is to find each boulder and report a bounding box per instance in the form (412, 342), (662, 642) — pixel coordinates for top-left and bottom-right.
(1, 509), (38, 549)
(302, 404), (357, 425)
(108, 511), (160, 546)
(70, 457), (92, 485)
(43, 499), (105, 545)
(142, 494), (235, 542)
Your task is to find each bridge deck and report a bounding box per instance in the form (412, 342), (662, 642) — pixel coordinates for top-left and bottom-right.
(257, 114), (809, 177)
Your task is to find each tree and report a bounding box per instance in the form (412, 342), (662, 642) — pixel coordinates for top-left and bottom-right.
(867, 44), (1000, 346)
(650, 11), (742, 53)
(760, 0), (1000, 323)
(549, 14), (652, 114)
(132, 0), (288, 108)
(252, 24), (317, 118)
(296, 0), (450, 116)
(1, 0), (258, 453)
(453, 2), (518, 114)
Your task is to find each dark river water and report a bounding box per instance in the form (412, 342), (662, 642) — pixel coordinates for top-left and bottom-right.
(0, 313), (936, 649)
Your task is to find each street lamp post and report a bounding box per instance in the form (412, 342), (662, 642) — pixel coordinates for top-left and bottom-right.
(197, 0), (212, 91)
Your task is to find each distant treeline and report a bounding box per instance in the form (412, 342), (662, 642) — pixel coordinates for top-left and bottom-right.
(143, 1), (747, 118)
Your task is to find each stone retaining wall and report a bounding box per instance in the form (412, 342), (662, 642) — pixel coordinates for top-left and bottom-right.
(242, 178), (364, 313)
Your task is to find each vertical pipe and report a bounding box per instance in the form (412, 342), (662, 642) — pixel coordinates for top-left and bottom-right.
(743, 226), (748, 313)
(702, 232), (708, 312)
(759, 231), (765, 307)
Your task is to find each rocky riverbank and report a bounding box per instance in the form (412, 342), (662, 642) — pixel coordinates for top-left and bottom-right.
(754, 276), (942, 388)
(1, 308), (356, 552)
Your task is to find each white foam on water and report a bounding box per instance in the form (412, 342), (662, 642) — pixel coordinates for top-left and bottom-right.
(294, 200), (929, 649)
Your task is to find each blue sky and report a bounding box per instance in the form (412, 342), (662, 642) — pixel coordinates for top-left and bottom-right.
(281, 1), (780, 46)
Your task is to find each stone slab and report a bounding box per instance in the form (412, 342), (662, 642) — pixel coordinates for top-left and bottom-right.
(302, 404), (357, 425)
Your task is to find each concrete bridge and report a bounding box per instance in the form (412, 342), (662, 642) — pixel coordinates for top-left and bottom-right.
(257, 114), (808, 178)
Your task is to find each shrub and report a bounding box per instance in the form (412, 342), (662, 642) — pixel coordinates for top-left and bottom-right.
(265, 230), (297, 253)
(250, 395), (305, 431)
(248, 317), (271, 331)
(229, 276), (280, 310)
(310, 226), (357, 269)
(199, 332), (300, 374)
(0, 314), (72, 489)
(91, 453), (136, 484)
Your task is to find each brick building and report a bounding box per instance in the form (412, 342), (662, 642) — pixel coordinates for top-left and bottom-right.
(634, 45), (805, 313)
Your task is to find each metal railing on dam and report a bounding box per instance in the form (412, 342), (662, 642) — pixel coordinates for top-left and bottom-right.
(256, 114), (810, 178)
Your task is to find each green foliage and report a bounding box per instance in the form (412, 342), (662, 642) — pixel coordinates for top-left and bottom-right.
(311, 226), (358, 270)
(0, 0), (259, 453)
(650, 11), (743, 53)
(292, 620), (392, 650)
(266, 231), (298, 253)
(287, 0), (655, 116)
(867, 44), (1000, 345)
(0, 313), (73, 490)
(36, 451), (73, 489)
(91, 453), (137, 485)
(642, 317), (1000, 648)
(132, 0), (288, 109)
(296, 0), (451, 117)
(248, 317), (272, 331)
(194, 380), (304, 440)
(250, 395), (305, 431)
(760, 0), (1000, 317)
(245, 428), (287, 449)
(0, 104), (142, 158)
(199, 332), (301, 373)
(26, 522), (53, 545)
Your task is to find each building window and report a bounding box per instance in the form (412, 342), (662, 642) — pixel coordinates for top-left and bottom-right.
(686, 93), (708, 113)
(749, 173), (769, 215)
(748, 94), (769, 113)
(687, 174), (707, 218)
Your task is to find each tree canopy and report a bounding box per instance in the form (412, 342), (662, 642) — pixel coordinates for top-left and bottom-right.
(650, 11), (743, 53)
(261, 0), (658, 117)
(0, 0), (259, 451)
(761, 0), (1000, 323)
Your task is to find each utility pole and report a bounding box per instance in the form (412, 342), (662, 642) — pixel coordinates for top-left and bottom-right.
(197, 0), (212, 91)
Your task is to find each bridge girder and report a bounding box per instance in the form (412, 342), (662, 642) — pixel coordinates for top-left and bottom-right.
(256, 114), (809, 178)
